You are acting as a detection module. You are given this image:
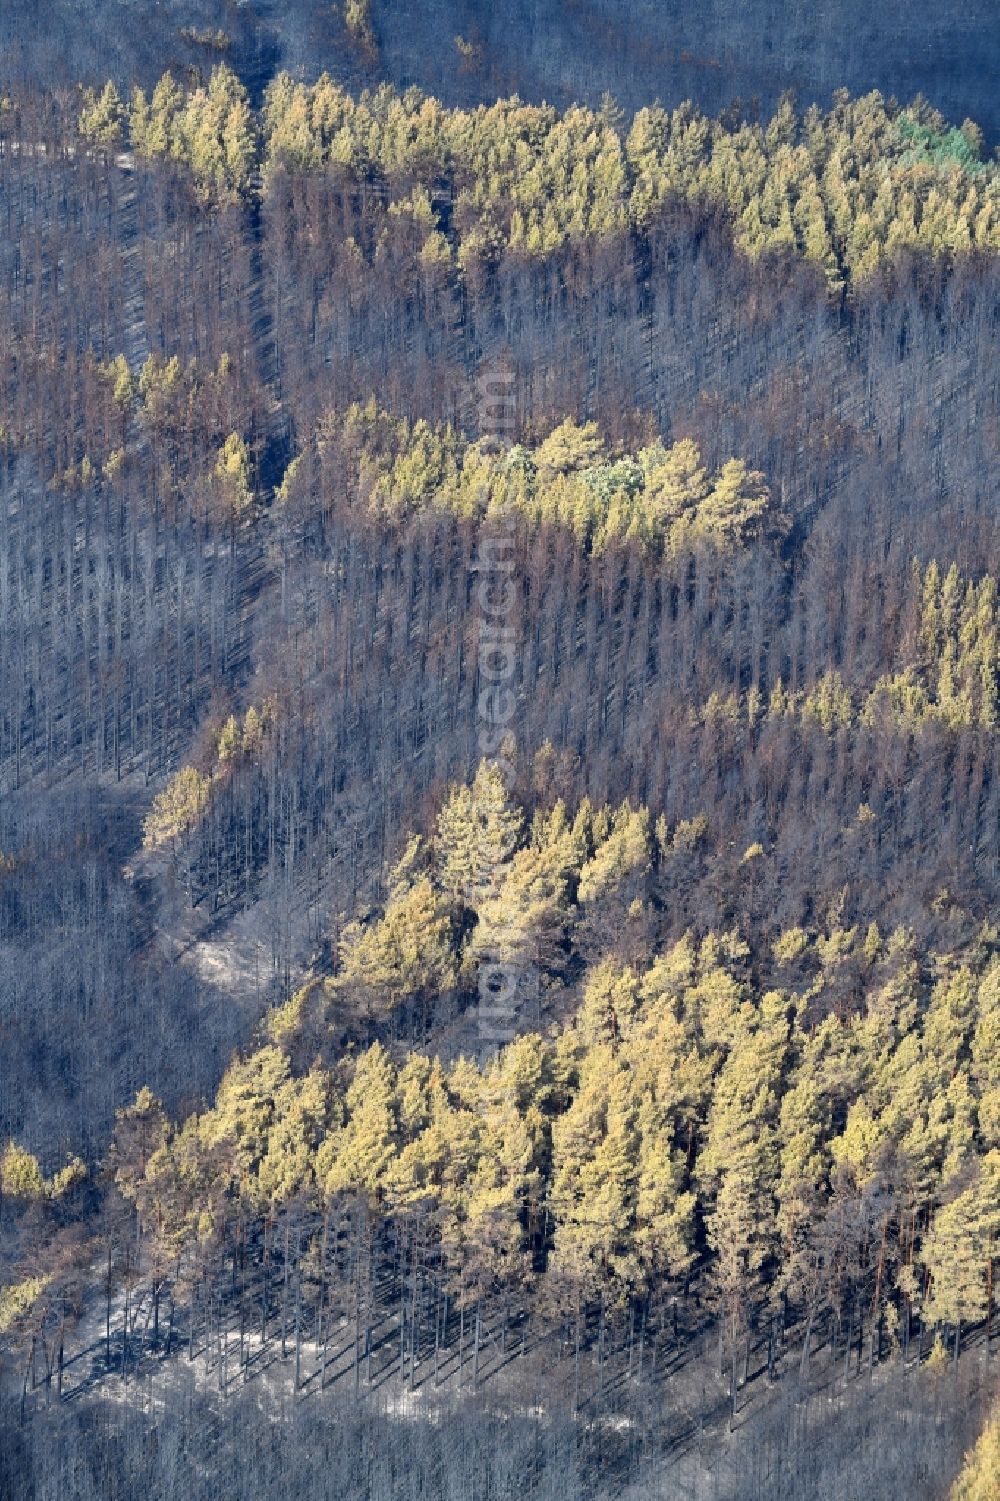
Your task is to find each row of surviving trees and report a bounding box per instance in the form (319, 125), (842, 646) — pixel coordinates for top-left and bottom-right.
(4, 764), (1000, 1416)
(66, 65), (1000, 284)
(279, 403), (778, 558)
(274, 402), (997, 725)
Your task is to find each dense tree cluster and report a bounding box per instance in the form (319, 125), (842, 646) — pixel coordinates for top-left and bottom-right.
(626, 92), (1000, 285)
(126, 65), (257, 201)
(74, 68), (1000, 285)
(688, 559), (999, 735)
(260, 75), (1000, 284)
(7, 767), (1000, 1432)
(280, 402), (779, 557)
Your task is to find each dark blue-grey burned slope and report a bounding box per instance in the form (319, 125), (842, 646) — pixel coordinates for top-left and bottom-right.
(2, 0), (998, 144)
(378, 0), (1000, 146)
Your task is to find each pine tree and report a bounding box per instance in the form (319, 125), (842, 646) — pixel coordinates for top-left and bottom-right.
(324, 1045), (399, 1206)
(214, 434), (254, 517)
(549, 1052), (640, 1314)
(435, 760), (523, 918)
(78, 81), (125, 148)
(535, 419), (606, 479)
(922, 1153), (1000, 1355)
(142, 767), (211, 854)
(0, 1142), (45, 1201)
(338, 876), (456, 1022)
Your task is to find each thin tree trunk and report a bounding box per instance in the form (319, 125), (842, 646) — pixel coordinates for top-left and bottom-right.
(987, 1243), (994, 1358)
(473, 1296), (481, 1391)
(261, 1217), (269, 1350)
(56, 1320), (65, 1402)
(409, 1248), (419, 1391)
(433, 1278), (442, 1389)
(598, 1289), (606, 1398)
(800, 1305), (815, 1377)
(281, 1220), (290, 1359)
(317, 1206), (330, 1389)
(293, 1223), (303, 1393)
(105, 1241), (113, 1367)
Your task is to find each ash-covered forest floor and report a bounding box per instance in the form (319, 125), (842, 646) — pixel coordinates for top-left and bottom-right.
(26, 1264), (994, 1501)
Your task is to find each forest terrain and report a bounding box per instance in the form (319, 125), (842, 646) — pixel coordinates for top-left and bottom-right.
(1, 6), (999, 1498)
